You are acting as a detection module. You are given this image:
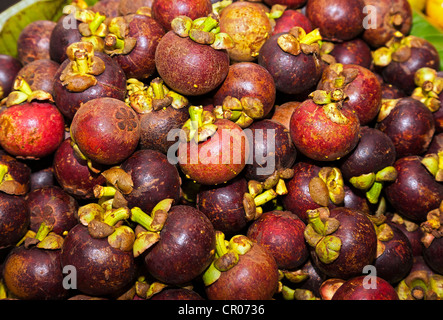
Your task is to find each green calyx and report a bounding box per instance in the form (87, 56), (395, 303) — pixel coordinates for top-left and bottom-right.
(213, 95), (265, 128)
(277, 27), (322, 56)
(171, 14), (234, 50)
(203, 232), (253, 286)
(304, 207), (342, 264)
(243, 168), (295, 221)
(411, 67), (443, 112)
(309, 167), (345, 207)
(396, 271), (443, 300)
(309, 89), (349, 125)
(182, 105), (218, 143)
(422, 152), (443, 182)
(104, 16), (137, 56)
(125, 78), (188, 114)
(131, 199), (174, 257)
(78, 11), (108, 52)
(60, 41), (106, 92)
(372, 32), (422, 67)
(16, 222), (64, 250)
(349, 166), (397, 204)
(320, 63), (359, 92)
(1, 76), (53, 107)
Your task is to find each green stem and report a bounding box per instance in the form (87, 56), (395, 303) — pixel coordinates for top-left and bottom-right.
(151, 78), (166, 99)
(94, 185), (117, 198)
(35, 222), (52, 242)
(254, 188), (277, 207)
(89, 12), (106, 34)
(199, 16), (218, 33)
(307, 209), (326, 235)
(130, 207), (154, 231)
(103, 207), (130, 226)
(215, 231), (229, 257)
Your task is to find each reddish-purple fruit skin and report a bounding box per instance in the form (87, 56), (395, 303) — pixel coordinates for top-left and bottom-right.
(376, 98), (435, 159)
(155, 31), (230, 96)
(213, 62), (276, 119)
(318, 64), (382, 126)
(332, 276), (399, 300)
(70, 97), (140, 166)
(0, 54), (22, 99)
(17, 20), (56, 65)
(26, 186), (78, 236)
(151, 0), (212, 31)
(61, 224), (137, 297)
(144, 205), (215, 285)
(339, 126), (396, 180)
(283, 161), (338, 223)
(3, 246), (68, 300)
(205, 241), (279, 300)
(272, 9), (313, 35)
(289, 99), (360, 162)
(306, 0), (365, 41)
(53, 52), (127, 120)
(244, 119), (297, 181)
(0, 102), (65, 160)
(178, 119), (250, 186)
(423, 237), (443, 275)
(258, 33), (322, 95)
(362, 0), (413, 48)
(0, 193), (29, 249)
(151, 288), (204, 300)
(384, 156), (443, 222)
(264, 0), (307, 9)
(53, 138), (106, 200)
(374, 224), (413, 284)
(16, 59), (60, 96)
(197, 177), (249, 236)
(381, 40), (440, 95)
(120, 149), (181, 214)
(247, 210), (308, 270)
(311, 207), (378, 280)
(49, 18), (83, 64)
(329, 39), (372, 70)
(112, 14), (165, 80)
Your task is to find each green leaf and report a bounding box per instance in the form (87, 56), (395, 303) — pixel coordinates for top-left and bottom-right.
(410, 9), (443, 70)
(0, 0), (99, 58)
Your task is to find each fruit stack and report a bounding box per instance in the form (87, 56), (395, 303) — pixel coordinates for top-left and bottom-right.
(0, 0), (442, 301)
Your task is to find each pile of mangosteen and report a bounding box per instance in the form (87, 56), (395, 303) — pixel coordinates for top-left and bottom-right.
(0, 0), (442, 301)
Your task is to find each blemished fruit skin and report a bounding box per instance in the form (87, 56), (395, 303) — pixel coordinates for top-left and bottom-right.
(0, 102), (65, 160)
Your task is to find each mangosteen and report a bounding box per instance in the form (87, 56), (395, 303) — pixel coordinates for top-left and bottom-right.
(125, 77), (190, 154)
(17, 20), (56, 65)
(0, 54), (22, 100)
(26, 186), (79, 236)
(53, 138), (106, 200)
(373, 32), (440, 95)
(203, 232), (279, 300)
(376, 97), (435, 159)
(53, 42), (127, 120)
(272, 9), (313, 36)
(339, 126), (397, 204)
(384, 156), (443, 222)
(151, 0), (212, 31)
(258, 27), (323, 95)
(317, 63), (382, 125)
(362, 0), (413, 48)
(0, 153), (31, 196)
(196, 176), (250, 236)
(244, 119), (297, 182)
(329, 38), (372, 70)
(177, 107), (250, 186)
(70, 97), (140, 167)
(289, 89), (360, 162)
(304, 207), (378, 279)
(218, 1), (279, 62)
(15, 59), (60, 96)
(0, 192), (29, 250)
(140, 204), (215, 285)
(155, 15), (231, 96)
(331, 276), (399, 300)
(104, 13), (165, 80)
(420, 206), (443, 275)
(212, 62), (276, 126)
(247, 210), (308, 271)
(306, 0), (365, 41)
